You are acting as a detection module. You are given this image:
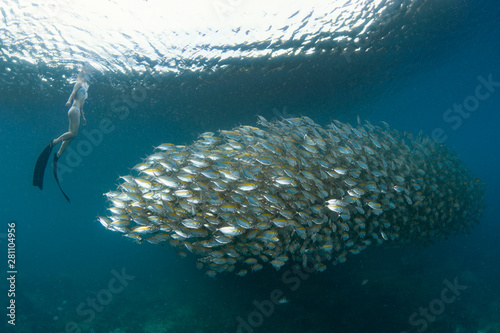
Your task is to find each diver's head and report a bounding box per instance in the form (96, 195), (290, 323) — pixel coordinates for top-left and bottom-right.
(80, 72), (91, 81)
(78, 62), (94, 82)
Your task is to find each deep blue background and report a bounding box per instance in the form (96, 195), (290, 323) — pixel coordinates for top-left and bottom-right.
(1, 1), (499, 332)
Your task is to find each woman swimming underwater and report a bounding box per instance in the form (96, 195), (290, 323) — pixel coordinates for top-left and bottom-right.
(33, 68), (91, 202)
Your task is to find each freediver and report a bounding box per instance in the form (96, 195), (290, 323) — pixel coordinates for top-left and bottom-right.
(33, 67), (91, 202)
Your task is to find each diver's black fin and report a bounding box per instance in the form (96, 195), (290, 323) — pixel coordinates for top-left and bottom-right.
(52, 153), (71, 203)
(33, 141), (54, 190)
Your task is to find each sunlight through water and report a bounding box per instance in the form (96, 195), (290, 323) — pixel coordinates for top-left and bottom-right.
(1, 0), (427, 75)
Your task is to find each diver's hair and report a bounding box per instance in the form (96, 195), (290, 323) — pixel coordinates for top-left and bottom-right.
(79, 72), (91, 81)
(78, 64), (92, 82)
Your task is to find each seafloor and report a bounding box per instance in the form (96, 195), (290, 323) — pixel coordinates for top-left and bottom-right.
(12, 244), (500, 333)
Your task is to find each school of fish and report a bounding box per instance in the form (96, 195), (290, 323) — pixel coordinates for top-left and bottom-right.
(99, 116), (485, 277)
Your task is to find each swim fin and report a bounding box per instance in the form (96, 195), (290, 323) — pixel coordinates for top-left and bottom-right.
(33, 140), (54, 190)
(53, 153), (71, 203)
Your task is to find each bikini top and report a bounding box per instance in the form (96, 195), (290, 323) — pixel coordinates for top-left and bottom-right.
(76, 85), (88, 100)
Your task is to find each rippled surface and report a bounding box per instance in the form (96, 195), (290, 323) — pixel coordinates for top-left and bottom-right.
(1, 0), (428, 74)
(2, 0), (468, 96)
(0, 0), (489, 126)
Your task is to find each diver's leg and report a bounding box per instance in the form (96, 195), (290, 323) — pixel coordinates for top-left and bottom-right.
(52, 107), (80, 145)
(53, 132), (76, 145)
(57, 140), (72, 158)
(56, 108), (80, 158)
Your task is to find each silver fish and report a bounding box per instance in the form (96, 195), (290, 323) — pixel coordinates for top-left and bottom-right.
(100, 116), (485, 277)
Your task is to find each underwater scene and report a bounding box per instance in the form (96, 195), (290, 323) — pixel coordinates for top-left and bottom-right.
(1, 0), (499, 332)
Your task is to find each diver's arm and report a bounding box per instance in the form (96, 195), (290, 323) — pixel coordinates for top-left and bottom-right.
(65, 82), (83, 107)
(81, 108), (86, 125)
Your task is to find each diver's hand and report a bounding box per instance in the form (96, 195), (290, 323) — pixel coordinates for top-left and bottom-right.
(81, 117), (87, 126)
(66, 100), (71, 107)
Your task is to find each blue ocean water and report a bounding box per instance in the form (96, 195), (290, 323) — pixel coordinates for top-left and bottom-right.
(1, 1), (499, 332)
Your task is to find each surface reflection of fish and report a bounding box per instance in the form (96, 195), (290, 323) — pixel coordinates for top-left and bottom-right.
(99, 116), (485, 277)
